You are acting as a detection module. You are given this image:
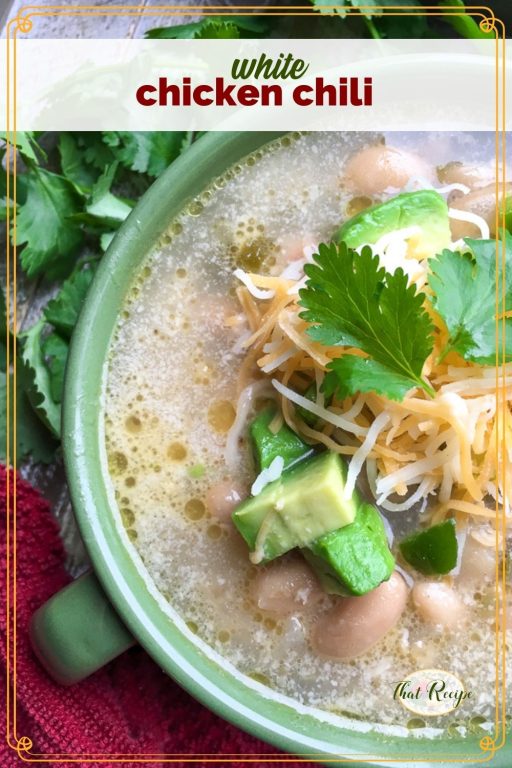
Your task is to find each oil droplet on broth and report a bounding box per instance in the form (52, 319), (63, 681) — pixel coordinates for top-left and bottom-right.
(406, 717), (426, 729)
(249, 672), (270, 686)
(168, 442), (187, 461)
(232, 236), (277, 272)
(346, 196), (373, 217)
(125, 415), (142, 433)
(188, 200), (204, 216)
(207, 524), (222, 540)
(185, 499), (205, 521)
(208, 401), (235, 433)
(109, 451), (128, 475)
(121, 507), (135, 527)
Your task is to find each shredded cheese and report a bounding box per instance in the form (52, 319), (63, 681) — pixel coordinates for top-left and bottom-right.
(345, 412), (391, 500)
(251, 455), (285, 497)
(448, 207), (490, 239)
(228, 218), (510, 532)
(272, 378), (368, 437)
(234, 268), (275, 300)
(225, 380), (275, 470)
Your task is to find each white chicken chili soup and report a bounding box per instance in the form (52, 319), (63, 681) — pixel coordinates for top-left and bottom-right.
(105, 132), (511, 733)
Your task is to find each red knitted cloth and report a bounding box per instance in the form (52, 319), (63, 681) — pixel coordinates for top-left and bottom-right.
(0, 467), (317, 768)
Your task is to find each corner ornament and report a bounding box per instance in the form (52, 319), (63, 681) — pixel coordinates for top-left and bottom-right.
(15, 735), (33, 757)
(479, 735), (496, 757)
(14, 14), (33, 34)
(479, 15), (497, 35)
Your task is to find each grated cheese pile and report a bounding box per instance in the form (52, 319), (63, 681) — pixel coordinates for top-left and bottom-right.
(227, 213), (511, 543)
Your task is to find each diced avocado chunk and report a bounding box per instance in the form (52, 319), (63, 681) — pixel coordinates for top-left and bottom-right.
(306, 502), (395, 596)
(250, 406), (312, 471)
(337, 190), (451, 259)
(399, 519), (457, 576)
(232, 452), (357, 563)
(302, 549), (349, 596)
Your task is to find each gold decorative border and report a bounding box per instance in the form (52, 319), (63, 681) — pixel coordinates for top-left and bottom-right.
(4, 3), (507, 763)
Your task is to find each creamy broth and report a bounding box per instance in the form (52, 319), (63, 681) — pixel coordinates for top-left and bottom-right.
(105, 132), (509, 732)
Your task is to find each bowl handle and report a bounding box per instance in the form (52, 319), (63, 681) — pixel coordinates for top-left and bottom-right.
(30, 571), (135, 685)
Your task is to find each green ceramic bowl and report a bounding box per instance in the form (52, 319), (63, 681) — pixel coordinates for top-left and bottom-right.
(30, 131), (507, 767)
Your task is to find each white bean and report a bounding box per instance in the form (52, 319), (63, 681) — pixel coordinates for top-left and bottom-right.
(280, 234), (316, 263)
(412, 582), (466, 629)
(311, 572), (408, 660)
(205, 479), (246, 523)
(249, 556), (323, 617)
(437, 161), (493, 190)
(343, 145), (433, 196)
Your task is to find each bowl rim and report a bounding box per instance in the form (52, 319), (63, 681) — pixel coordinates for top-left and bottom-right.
(62, 130), (505, 767)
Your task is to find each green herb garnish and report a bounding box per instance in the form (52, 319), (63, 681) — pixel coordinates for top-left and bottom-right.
(188, 464), (206, 479)
(299, 241), (435, 402)
(102, 132), (189, 178)
(15, 167), (84, 279)
(145, 16), (268, 40)
(430, 232), (512, 365)
(1, 129), (189, 465)
(309, 0), (494, 40)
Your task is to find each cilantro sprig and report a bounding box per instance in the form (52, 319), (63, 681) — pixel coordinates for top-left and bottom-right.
(299, 241), (435, 401)
(430, 233), (512, 365)
(144, 2), (492, 42)
(299, 232), (512, 405)
(1, 129), (190, 466)
(145, 16), (269, 40)
(309, 0), (495, 39)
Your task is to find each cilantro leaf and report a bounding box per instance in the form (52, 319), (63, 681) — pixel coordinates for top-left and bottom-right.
(100, 232), (116, 252)
(76, 132), (117, 170)
(299, 242), (435, 400)
(312, 0), (358, 18)
(145, 16), (267, 39)
(1, 288), (12, 373)
(43, 264), (96, 338)
(0, 131), (45, 164)
(0, 147), (6, 197)
(103, 132), (186, 178)
(0, 289), (59, 466)
(15, 168), (84, 278)
(85, 162), (134, 226)
(311, 0), (414, 19)
(430, 233), (512, 365)
(19, 320), (61, 436)
(500, 196), (512, 234)
(324, 357), (419, 401)
(0, 370), (58, 466)
(41, 332), (68, 404)
(58, 132), (98, 191)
